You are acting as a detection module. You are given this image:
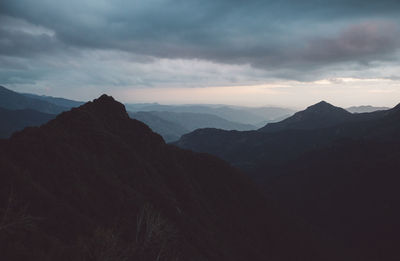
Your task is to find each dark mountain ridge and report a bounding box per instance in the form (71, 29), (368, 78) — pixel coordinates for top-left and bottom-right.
(0, 95), (329, 261)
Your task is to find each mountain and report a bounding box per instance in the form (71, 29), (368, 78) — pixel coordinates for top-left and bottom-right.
(0, 107), (55, 138)
(0, 86), (66, 114)
(346, 105), (389, 113)
(175, 101), (393, 172)
(175, 101), (380, 171)
(129, 111), (255, 142)
(177, 105), (398, 170)
(259, 101), (353, 132)
(126, 103), (295, 125)
(129, 111), (188, 142)
(0, 95), (330, 261)
(175, 102), (400, 260)
(142, 111), (256, 131)
(22, 93), (84, 108)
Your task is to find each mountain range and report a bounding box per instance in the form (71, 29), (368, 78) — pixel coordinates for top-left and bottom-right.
(130, 111), (255, 142)
(0, 95), (331, 261)
(0, 86), (291, 140)
(175, 100), (392, 171)
(175, 100), (400, 260)
(21, 92), (84, 108)
(126, 103), (295, 126)
(346, 105), (389, 113)
(1, 84), (399, 260)
(0, 86), (68, 114)
(0, 86), (83, 138)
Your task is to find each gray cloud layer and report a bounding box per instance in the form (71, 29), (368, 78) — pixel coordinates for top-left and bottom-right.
(1, 0), (400, 96)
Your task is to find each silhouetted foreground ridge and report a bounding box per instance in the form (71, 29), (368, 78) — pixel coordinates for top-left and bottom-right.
(0, 95), (329, 261)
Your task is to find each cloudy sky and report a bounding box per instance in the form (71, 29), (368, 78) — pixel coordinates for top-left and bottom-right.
(1, 0), (400, 107)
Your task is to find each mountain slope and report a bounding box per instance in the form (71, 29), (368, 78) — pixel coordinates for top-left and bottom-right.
(0, 95), (327, 261)
(0, 86), (66, 114)
(129, 111), (255, 142)
(0, 107), (55, 138)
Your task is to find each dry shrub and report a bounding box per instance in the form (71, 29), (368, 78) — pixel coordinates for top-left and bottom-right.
(80, 203), (181, 261)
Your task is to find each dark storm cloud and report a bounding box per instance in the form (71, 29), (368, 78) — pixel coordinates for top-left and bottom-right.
(0, 15), (68, 57)
(303, 22), (400, 63)
(1, 0), (400, 85)
(0, 27), (61, 57)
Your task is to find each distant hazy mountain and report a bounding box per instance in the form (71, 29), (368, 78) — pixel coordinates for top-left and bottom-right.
(0, 107), (55, 138)
(0, 86), (67, 114)
(22, 93), (84, 108)
(0, 95), (327, 261)
(346, 105), (389, 113)
(129, 111), (188, 142)
(0, 86), (84, 137)
(129, 111), (255, 142)
(149, 111), (256, 131)
(126, 103), (295, 125)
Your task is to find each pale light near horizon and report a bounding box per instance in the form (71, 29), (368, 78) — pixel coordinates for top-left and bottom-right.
(114, 77), (400, 109)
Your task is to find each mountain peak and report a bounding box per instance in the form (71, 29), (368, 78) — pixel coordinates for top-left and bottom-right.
(11, 94), (165, 150)
(316, 100), (330, 105)
(259, 101), (351, 132)
(294, 101), (351, 120)
(94, 94), (116, 104)
(305, 101), (337, 111)
(78, 94), (129, 121)
(91, 94), (121, 109)
(300, 101), (352, 116)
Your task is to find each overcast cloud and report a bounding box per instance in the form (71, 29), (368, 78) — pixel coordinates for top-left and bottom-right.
(1, 0), (400, 106)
